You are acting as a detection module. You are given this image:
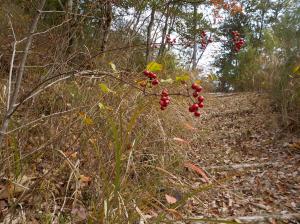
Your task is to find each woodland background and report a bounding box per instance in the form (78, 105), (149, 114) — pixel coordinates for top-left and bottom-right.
(0, 0), (299, 223)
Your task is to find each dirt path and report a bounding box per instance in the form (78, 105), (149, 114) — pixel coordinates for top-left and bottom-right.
(180, 92), (300, 223)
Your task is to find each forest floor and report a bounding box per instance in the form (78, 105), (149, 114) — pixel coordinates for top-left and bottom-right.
(1, 92), (300, 224)
(173, 92), (300, 223)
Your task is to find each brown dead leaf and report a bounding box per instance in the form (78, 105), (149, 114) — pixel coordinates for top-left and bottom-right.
(165, 194), (177, 204)
(173, 137), (189, 144)
(288, 142), (300, 150)
(166, 208), (183, 220)
(71, 205), (87, 222)
(184, 123), (197, 131)
(80, 175), (92, 183)
(79, 175), (92, 188)
(0, 199), (8, 213)
(0, 176), (31, 200)
(65, 150), (78, 159)
(184, 162), (210, 183)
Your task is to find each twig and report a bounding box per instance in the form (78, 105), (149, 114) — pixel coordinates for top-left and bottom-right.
(17, 19), (72, 44)
(56, 160), (79, 221)
(234, 213), (300, 223)
(4, 106), (86, 135)
(186, 213), (300, 223)
(204, 162), (280, 171)
(6, 16), (17, 112)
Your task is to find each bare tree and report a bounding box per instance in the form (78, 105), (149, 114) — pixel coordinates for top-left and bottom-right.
(0, 0), (47, 148)
(146, 7), (156, 63)
(100, 0), (113, 53)
(191, 3), (198, 71)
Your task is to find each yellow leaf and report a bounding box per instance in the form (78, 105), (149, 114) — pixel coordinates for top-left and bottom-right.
(98, 102), (106, 110)
(84, 117), (93, 125)
(146, 61), (163, 72)
(78, 111), (85, 117)
(292, 65), (300, 74)
(109, 62), (117, 72)
(195, 80), (202, 85)
(99, 83), (110, 93)
(175, 74), (190, 82)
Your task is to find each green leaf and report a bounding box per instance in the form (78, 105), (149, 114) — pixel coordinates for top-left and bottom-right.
(175, 74), (190, 82)
(160, 78), (173, 84)
(146, 61), (163, 72)
(109, 62), (117, 72)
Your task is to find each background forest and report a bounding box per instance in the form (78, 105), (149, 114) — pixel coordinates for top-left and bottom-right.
(0, 0), (299, 223)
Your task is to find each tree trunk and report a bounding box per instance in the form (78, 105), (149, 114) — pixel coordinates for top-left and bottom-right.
(66, 0), (74, 53)
(100, 1), (112, 53)
(0, 0), (46, 148)
(146, 8), (156, 64)
(191, 4), (198, 71)
(157, 7), (170, 59)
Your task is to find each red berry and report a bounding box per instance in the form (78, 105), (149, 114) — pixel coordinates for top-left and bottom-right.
(193, 92), (199, 98)
(191, 83), (198, 89)
(162, 89), (168, 96)
(189, 106), (194, 112)
(148, 72), (157, 79)
(198, 102), (204, 108)
(194, 111), (201, 117)
(198, 96), (205, 102)
(152, 79), (159, 85)
(191, 103), (199, 111)
(164, 99), (170, 105)
(143, 70), (150, 76)
(195, 86), (203, 92)
(160, 100), (167, 107)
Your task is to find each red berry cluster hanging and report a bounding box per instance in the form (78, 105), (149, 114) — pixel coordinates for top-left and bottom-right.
(166, 34), (176, 46)
(231, 31), (245, 52)
(200, 31), (213, 49)
(160, 89), (171, 110)
(200, 31), (207, 49)
(143, 70), (160, 86)
(188, 83), (205, 117)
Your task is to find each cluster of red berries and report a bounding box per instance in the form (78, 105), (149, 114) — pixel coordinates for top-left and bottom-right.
(166, 34), (176, 46)
(160, 89), (171, 110)
(143, 70), (160, 86)
(189, 83), (205, 117)
(231, 31), (245, 52)
(200, 31), (213, 49)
